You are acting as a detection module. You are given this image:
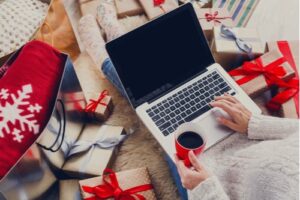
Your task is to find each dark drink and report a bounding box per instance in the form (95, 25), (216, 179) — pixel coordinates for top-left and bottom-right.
(177, 131), (203, 149)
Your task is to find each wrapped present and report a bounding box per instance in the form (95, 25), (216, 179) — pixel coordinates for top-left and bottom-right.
(0, 162), (57, 200)
(79, 168), (156, 199)
(62, 125), (127, 178)
(195, 8), (233, 42)
(85, 90), (114, 121)
(138, 0), (178, 19)
(59, 179), (81, 200)
(211, 25), (266, 70)
(229, 50), (295, 97)
(79, 0), (102, 17)
(114, 0), (144, 18)
(13, 144), (42, 176)
(212, 0), (260, 27)
(266, 41), (299, 118)
(180, 0), (212, 8)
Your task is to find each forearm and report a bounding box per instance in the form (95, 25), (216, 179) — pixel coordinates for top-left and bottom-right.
(189, 176), (230, 200)
(247, 114), (299, 140)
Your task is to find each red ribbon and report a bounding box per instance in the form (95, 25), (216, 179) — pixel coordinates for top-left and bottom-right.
(82, 169), (153, 200)
(229, 56), (288, 87)
(84, 90), (109, 112)
(266, 41), (299, 116)
(153, 0), (165, 6)
(199, 11), (231, 24)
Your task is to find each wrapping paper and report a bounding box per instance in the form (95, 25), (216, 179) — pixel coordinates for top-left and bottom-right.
(211, 26), (266, 70)
(212, 0), (260, 27)
(79, 167), (156, 200)
(85, 91), (114, 121)
(138, 0), (178, 19)
(180, 0), (212, 8)
(62, 125), (126, 179)
(267, 41), (299, 118)
(195, 7), (233, 42)
(115, 0), (144, 18)
(80, 0), (102, 17)
(59, 179), (81, 200)
(229, 50), (295, 97)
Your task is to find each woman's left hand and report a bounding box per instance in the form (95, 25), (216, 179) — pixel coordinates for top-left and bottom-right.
(175, 151), (211, 190)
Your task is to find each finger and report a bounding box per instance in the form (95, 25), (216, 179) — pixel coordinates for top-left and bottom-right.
(215, 94), (239, 104)
(217, 117), (239, 131)
(210, 101), (237, 116)
(175, 155), (187, 177)
(188, 151), (203, 171)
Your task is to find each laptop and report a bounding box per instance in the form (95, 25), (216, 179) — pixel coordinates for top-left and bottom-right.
(106, 3), (261, 160)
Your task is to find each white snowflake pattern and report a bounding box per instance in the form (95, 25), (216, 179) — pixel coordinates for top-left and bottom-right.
(0, 84), (42, 143)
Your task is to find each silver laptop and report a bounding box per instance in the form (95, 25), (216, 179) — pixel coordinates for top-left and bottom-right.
(106, 3), (261, 160)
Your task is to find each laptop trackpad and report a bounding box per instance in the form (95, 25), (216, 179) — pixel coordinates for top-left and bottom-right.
(193, 109), (233, 150)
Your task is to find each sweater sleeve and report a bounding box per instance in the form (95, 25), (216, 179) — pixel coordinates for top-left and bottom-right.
(189, 176), (230, 200)
(247, 114), (299, 140)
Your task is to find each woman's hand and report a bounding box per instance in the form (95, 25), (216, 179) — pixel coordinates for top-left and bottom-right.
(210, 94), (252, 134)
(175, 151), (211, 190)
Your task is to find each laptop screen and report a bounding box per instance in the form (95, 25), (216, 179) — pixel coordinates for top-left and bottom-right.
(106, 3), (215, 108)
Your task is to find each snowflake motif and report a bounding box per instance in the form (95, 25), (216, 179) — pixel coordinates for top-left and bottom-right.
(0, 84), (42, 143)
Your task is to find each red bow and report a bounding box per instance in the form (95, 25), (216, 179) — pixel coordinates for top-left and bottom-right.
(267, 78), (299, 111)
(153, 0), (165, 6)
(199, 11), (231, 24)
(82, 169), (153, 200)
(85, 90), (109, 112)
(229, 57), (288, 86)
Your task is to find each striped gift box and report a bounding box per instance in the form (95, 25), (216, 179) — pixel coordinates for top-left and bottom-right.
(212, 0), (260, 27)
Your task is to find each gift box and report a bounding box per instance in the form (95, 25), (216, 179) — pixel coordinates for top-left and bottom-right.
(267, 41), (299, 118)
(79, 0), (102, 17)
(85, 90), (114, 121)
(13, 144), (42, 176)
(229, 50), (295, 97)
(195, 8), (233, 42)
(212, 0), (260, 27)
(211, 25), (266, 70)
(115, 0), (144, 18)
(62, 124), (127, 179)
(59, 179), (81, 200)
(79, 168), (156, 199)
(179, 0), (212, 8)
(138, 0), (178, 19)
(0, 162), (57, 200)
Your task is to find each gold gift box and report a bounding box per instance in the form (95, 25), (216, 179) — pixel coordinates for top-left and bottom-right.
(212, 26), (266, 70)
(62, 124), (126, 179)
(79, 167), (157, 200)
(195, 8), (233, 42)
(138, 0), (178, 20)
(267, 41), (299, 118)
(230, 50), (295, 97)
(114, 0), (144, 18)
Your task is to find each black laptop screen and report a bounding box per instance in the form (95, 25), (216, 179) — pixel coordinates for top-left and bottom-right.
(106, 4), (214, 108)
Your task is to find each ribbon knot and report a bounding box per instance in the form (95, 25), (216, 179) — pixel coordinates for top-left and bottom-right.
(202, 11), (231, 24)
(82, 169), (153, 200)
(85, 90), (109, 112)
(229, 57), (288, 86)
(220, 25), (252, 53)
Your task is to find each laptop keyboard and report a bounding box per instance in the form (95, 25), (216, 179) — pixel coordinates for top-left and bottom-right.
(146, 71), (234, 136)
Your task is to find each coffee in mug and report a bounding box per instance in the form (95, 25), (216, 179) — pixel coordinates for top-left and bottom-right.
(175, 123), (206, 167)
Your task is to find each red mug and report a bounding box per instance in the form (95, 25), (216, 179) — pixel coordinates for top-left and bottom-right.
(175, 123), (206, 167)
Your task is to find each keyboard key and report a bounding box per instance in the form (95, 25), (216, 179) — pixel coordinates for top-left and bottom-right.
(162, 130), (169, 136)
(152, 115), (160, 121)
(208, 78), (213, 83)
(165, 109), (171, 114)
(174, 97), (180, 102)
(213, 74), (220, 79)
(195, 91), (200, 96)
(185, 106), (211, 122)
(157, 103), (162, 107)
(167, 127), (175, 133)
(158, 106), (164, 111)
(170, 106), (175, 110)
(204, 86), (209, 90)
(175, 109), (180, 115)
(184, 104), (191, 109)
(153, 109), (159, 114)
(220, 86), (231, 94)
(165, 115), (171, 120)
(180, 100), (185, 105)
(189, 88), (194, 93)
(179, 106), (185, 112)
(156, 118), (165, 126)
(194, 86), (199, 90)
(191, 106), (196, 112)
(200, 89), (205, 93)
(204, 92), (209, 97)
(179, 94), (184, 99)
(190, 94), (195, 99)
(171, 118), (176, 123)
(146, 109), (151, 113)
(159, 122), (171, 131)
(184, 91), (189, 96)
(200, 95), (205, 100)
(185, 97), (191, 102)
(170, 100), (175, 105)
(186, 110), (192, 115)
(208, 74), (212, 77)
(201, 101), (206, 106)
(195, 97), (200, 102)
(212, 71), (217, 75)
(190, 100), (196, 105)
(170, 112), (175, 118)
(180, 112), (187, 118)
(196, 104), (201, 109)
(160, 112), (166, 117)
(209, 83), (214, 88)
(148, 111), (155, 117)
(178, 120), (185, 125)
(175, 103), (180, 107)
(164, 103), (170, 108)
(176, 116), (181, 121)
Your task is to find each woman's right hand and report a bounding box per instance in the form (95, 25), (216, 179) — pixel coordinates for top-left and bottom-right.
(210, 94), (252, 134)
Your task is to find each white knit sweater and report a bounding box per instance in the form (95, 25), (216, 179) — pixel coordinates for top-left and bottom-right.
(189, 114), (299, 200)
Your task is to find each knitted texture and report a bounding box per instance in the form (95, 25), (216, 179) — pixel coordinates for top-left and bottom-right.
(0, 0), (48, 57)
(189, 114), (299, 200)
